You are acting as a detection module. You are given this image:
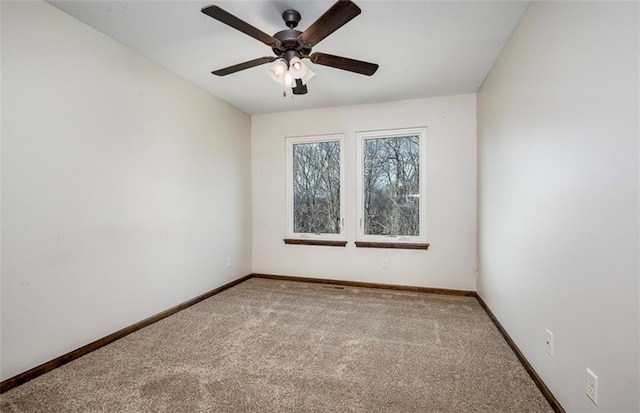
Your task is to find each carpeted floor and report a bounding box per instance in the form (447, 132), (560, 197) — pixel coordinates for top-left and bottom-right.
(1, 278), (553, 412)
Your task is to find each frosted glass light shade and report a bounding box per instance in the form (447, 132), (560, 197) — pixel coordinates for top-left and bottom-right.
(283, 72), (294, 88)
(301, 68), (316, 85)
(268, 59), (288, 84)
(288, 57), (308, 79)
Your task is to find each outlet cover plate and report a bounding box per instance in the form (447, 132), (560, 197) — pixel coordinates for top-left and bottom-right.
(544, 329), (554, 357)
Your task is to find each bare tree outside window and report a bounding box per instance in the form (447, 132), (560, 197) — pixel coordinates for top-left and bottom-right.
(362, 135), (420, 236)
(292, 141), (341, 234)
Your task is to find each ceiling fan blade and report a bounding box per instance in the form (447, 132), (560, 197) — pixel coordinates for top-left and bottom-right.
(309, 53), (378, 76)
(212, 56), (277, 76)
(298, 0), (361, 48)
(202, 5), (281, 49)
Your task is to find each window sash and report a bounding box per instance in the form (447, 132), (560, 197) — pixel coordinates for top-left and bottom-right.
(356, 127), (427, 243)
(286, 134), (345, 240)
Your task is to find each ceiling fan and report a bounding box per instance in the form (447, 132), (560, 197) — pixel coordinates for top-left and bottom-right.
(201, 0), (379, 95)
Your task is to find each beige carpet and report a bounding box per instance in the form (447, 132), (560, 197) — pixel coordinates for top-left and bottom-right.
(1, 278), (553, 412)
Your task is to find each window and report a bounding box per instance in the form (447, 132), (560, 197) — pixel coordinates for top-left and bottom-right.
(285, 134), (345, 243)
(356, 127), (427, 246)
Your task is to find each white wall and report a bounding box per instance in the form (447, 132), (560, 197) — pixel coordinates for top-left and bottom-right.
(252, 95), (477, 290)
(477, 2), (639, 412)
(1, 1), (252, 380)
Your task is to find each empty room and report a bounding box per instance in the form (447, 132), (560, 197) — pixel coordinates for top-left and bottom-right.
(1, 1), (638, 412)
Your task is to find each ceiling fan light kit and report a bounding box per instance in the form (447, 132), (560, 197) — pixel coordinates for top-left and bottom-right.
(267, 57), (316, 96)
(201, 0), (378, 96)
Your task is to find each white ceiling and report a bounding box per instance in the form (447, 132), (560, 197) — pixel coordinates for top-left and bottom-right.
(48, 0), (529, 115)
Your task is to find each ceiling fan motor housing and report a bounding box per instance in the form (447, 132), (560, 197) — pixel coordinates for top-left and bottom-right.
(272, 29), (312, 59)
(271, 9), (313, 61)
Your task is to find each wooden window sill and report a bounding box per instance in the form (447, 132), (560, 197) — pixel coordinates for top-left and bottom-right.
(355, 241), (430, 250)
(283, 239), (347, 247)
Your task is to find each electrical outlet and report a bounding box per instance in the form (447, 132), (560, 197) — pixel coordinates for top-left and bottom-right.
(226, 257), (231, 269)
(382, 258), (389, 269)
(586, 368), (598, 405)
(544, 329), (554, 357)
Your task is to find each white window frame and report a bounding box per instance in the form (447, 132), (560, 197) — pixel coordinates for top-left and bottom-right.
(356, 127), (427, 243)
(285, 134), (345, 240)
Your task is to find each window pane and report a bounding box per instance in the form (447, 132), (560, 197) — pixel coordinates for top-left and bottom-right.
(292, 141), (341, 234)
(363, 135), (420, 236)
